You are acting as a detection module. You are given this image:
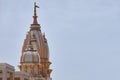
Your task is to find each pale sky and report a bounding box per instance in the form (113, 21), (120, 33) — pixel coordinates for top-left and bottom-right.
(0, 0), (120, 80)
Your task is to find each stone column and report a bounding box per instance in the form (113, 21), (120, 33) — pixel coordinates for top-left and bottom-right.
(2, 69), (7, 80)
(9, 72), (14, 80)
(20, 76), (24, 80)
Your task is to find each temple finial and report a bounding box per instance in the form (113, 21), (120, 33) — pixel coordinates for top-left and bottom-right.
(34, 2), (39, 16)
(33, 2), (39, 24)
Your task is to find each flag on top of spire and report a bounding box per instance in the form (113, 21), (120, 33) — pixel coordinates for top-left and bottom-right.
(35, 2), (39, 8)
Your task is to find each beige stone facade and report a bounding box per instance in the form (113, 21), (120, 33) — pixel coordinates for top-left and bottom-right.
(0, 2), (52, 80)
(0, 63), (30, 80)
(0, 63), (14, 80)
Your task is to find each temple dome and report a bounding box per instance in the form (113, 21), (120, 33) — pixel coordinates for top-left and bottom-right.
(21, 46), (40, 63)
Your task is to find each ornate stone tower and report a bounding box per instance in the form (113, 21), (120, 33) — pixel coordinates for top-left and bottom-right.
(19, 2), (52, 80)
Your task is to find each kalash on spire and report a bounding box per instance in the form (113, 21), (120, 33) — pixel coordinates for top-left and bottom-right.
(19, 2), (52, 80)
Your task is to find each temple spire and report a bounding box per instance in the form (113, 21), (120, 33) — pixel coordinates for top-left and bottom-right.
(33, 2), (39, 24)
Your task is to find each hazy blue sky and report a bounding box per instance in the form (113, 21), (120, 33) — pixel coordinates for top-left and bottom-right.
(0, 0), (120, 80)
